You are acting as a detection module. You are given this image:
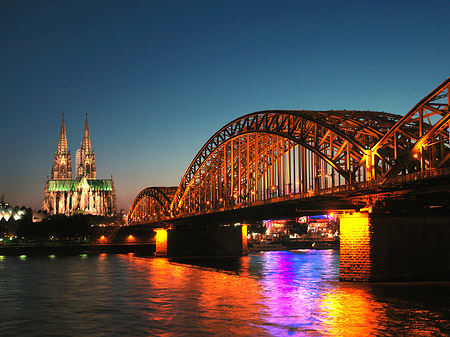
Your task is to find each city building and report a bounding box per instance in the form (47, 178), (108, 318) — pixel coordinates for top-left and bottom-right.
(42, 114), (117, 216)
(0, 197), (32, 237)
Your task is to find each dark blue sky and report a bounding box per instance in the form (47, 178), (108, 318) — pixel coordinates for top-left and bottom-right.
(2, 0), (449, 211)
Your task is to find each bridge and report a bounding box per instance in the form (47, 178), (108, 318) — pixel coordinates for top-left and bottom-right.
(127, 78), (450, 282)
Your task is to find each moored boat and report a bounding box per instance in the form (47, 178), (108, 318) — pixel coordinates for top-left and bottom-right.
(249, 242), (287, 251)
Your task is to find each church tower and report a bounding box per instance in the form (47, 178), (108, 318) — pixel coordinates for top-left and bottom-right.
(76, 113), (96, 179)
(51, 113), (72, 180)
(43, 113), (116, 216)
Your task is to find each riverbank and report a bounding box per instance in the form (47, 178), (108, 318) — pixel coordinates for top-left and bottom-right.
(0, 243), (156, 256)
(1, 238), (339, 256)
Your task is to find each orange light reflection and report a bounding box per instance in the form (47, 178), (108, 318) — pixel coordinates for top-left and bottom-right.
(122, 254), (268, 336)
(319, 285), (384, 336)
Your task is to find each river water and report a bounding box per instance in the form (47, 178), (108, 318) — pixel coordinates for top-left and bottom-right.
(1, 250), (450, 336)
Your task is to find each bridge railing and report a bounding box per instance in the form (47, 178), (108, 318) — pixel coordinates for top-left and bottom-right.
(388, 166), (450, 185)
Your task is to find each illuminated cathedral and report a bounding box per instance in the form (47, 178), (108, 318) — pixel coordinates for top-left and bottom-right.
(42, 114), (117, 216)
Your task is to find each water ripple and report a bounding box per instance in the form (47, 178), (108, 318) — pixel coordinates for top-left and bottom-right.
(0, 251), (450, 336)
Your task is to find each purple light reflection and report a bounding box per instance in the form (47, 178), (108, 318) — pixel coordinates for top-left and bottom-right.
(256, 250), (338, 335)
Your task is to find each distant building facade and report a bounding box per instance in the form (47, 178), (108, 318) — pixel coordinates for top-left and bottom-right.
(42, 114), (117, 216)
(0, 197), (32, 237)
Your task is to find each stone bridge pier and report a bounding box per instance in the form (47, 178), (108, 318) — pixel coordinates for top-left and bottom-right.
(155, 224), (248, 257)
(339, 212), (450, 282)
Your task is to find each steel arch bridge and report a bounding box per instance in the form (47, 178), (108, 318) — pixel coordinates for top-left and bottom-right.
(127, 186), (177, 224)
(128, 78), (450, 223)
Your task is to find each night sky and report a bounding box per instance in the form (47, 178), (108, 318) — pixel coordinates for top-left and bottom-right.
(2, 0), (449, 211)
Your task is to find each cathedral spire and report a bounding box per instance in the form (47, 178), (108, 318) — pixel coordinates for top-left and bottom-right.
(57, 113), (68, 154)
(76, 113), (96, 179)
(51, 113), (72, 180)
(81, 113), (92, 152)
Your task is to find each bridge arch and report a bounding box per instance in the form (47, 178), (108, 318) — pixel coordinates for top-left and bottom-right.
(170, 110), (403, 216)
(128, 186), (177, 224)
(370, 77), (450, 182)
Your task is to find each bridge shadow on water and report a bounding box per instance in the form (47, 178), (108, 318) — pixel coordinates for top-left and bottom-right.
(369, 281), (450, 308)
(168, 256), (245, 274)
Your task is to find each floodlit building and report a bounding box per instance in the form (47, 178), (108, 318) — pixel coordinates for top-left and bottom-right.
(42, 114), (117, 216)
(0, 198), (32, 237)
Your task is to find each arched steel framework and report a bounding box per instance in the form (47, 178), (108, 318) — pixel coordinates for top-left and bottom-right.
(371, 77), (450, 183)
(128, 187), (176, 224)
(128, 78), (449, 222)
(170, 109), (408, 216)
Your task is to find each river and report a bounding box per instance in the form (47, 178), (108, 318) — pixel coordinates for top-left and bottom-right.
(1, 250), (450, 336)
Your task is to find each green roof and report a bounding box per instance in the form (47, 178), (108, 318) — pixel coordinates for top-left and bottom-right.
(48, 179), (113, 192)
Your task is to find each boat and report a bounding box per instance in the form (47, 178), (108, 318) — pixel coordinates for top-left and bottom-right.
(249, 241), (287, 251)
(311, 241), (336, 249)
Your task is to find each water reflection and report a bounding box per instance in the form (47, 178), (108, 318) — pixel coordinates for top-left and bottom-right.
(0, 251), (450, 336)
(125, 254), (271, 336)
(256, 250), (339, 335)
(172, 250), (450, 336)
(319, 285), (384, 336)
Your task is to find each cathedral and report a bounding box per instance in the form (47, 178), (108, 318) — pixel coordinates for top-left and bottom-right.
(42, 114), (117, 216)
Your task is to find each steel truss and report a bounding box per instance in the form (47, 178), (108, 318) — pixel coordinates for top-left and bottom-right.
(128, 78), (450, 221)
(372, 78), (450, 183)
(170, 109), (407, 216)
(128, 187), (177, 224)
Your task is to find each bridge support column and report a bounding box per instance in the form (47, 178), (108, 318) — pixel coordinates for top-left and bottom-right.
(155, 229), (168, 256)
(155, 225), (248, 257)
(339, 212), (450, 282)
(339, 212), (372, 281)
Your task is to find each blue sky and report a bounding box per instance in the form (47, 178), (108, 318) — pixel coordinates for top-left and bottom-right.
(1, 0), (449, 211)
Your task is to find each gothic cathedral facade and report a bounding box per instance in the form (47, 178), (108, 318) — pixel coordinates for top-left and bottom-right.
(42, 114), (117, 216)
